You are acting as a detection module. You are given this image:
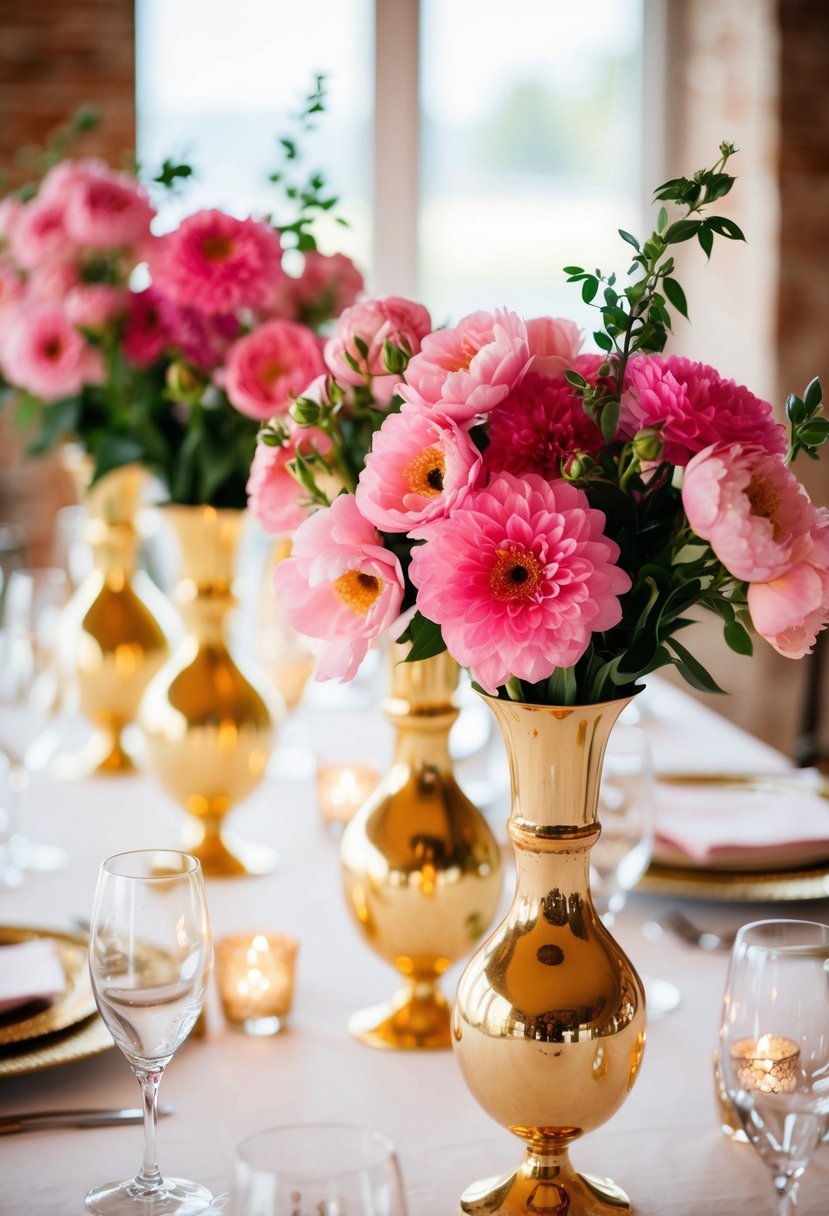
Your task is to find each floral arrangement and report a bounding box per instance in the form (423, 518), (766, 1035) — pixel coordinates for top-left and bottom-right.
(0, 86), (363, 507)
(253, 144), (828, 707)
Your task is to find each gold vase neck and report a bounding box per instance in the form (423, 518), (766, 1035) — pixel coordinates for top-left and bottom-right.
(165, 505), (245, 641)
(383, 648), (461, 767)
(78, 465), (151, 574)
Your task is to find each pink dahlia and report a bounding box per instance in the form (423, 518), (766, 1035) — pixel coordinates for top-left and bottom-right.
(483, 371), (603, 482)
(748, 515), (829, 659)
(409, 472), (630, 694)
(247, 424), (334, 536)
(399, 308), (531, 423)
(526, 316), (582, 375)
(122, 287), (174, 367)
(273, 493), (405, 681)
(324, 296), (432, 407)
(355, 408), (482, 534)
(10, 198), (71, 269)
(151, 209), (284, 314)
(3, 303), (103, 399)
(64, 165), (155, 249)
(224, 319), (325, 420)
(620, 355), (786, 465)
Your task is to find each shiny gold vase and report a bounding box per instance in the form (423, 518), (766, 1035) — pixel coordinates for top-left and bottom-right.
(452, 696), (647, 1215)
(340, 648), (503, 1050)
(57, 463), (173, 776)
(139, 506), (276, 877)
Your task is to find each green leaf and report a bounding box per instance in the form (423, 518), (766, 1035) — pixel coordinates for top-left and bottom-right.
(618, 229), (640, 251)
(804, 376), (823, 412)
(399, 613), (446, 663)
(562, 265), (584, 275)
(705, 215), (745, 241)
(702, 173), (735, 203)
(724, 620), (754, 656)
(545, 665), (578, 706)
(656, 206), (668, 233)
(698, 223), (714, 259)
(599, 399), (620, 443)
(666, 637), (726, 693)
(798, 418), (829, 447)
(662, 277), (689, 318)
(664, 219), (701, 244)
(581, 277), (599, 304)
(90, 434), (147, 482)
(786, 394), (806, 425)
(593, 331), (613, 353)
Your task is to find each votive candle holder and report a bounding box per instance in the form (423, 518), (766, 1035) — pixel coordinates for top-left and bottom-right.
(215, 933), (298, 1036)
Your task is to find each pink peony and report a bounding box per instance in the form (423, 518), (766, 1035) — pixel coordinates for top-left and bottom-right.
(324, 296), (432, 407)
(122, 287), (174, 367)
(65, 284), (126, 332)
(399, 308), (532, 422)
(273, 493), (405, 681)
(150, 209), (284, 314)
(224, 319), (325, 420)
(526, 316), (582, 375)
(247, 424), (334, 535)
(409, 472), (630, 694)
(620, 355), (786, 465)
(10, 198), (71, 269)
(3, 303), (103, 399)
(355, 408), (483, 534)
(64, 166), (155, 249)
(748, 516), (829, 659)
(483, 371), (604, 482)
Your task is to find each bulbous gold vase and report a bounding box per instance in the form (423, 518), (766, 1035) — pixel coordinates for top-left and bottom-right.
(57, 462), (173, 776)
(452, 695), (647, 1216)
(340, 648), (503, 1050)
(139, 506), (276, 877)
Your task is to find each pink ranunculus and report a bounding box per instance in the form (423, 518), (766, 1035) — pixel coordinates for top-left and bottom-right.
(122, 287), (174, 367)
(526, 316), (583, 375)
(400, 308), (532, 423)
(620, 355), (786, 466)
(355, 408), (483, 534)
(64, 166), (155, 250)
(682, 443), (819, 583)
(324, 296), (432, 407)
(272, 493), (405, 681)
(483, 371), (604, 482)
(409, 472), (630, 694)
(247, 424), (334, 536)
(65, 284), (127, 332)
(150, 209), (284, 315)
(224, 318), (325, 420)
(10, 198), (72, 269)
(748, 516), (829, 659)
(3, 303), (103, 399)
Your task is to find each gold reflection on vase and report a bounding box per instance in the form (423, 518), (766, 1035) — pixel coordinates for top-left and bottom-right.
(139, 507), (276, 877)
(340, 647), (503, 1050)
(452, 696), (646, 1215)
(57, 460), (172, 776)
(255, 538), (315, 712)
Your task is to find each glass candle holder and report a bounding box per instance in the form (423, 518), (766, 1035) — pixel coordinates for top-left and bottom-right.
(315, 762), (380, 834)
(215, 933), (298, 1036)
(730, 1034), (800, 1094)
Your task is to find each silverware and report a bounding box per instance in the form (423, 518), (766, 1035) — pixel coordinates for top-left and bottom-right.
(0, 1103), (173, 1135)
(664, 909), (737, 952)
(656, 771), (829, 798)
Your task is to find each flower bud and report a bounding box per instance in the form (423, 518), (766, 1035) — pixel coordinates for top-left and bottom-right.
(562, 451), (594, 481)
(166, 360), (205, 403)
(632, 426), (664, 463)
(291, 396), (324, 426)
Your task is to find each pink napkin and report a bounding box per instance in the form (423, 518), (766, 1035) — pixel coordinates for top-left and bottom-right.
(0, 939), (66, 1016)
(654, 782), (829, 870)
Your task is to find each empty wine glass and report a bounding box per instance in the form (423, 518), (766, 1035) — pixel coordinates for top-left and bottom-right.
(230, 1124), (408, 1216)
(86, 849), (213, 1215)
(718, 919), (829, 1216)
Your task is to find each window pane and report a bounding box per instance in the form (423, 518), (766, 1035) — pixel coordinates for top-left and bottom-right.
(419, 0), (644, 326)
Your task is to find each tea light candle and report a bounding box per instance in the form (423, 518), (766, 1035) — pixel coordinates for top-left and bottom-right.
(215, 934), (298, 1036)
(316, 763), (379, 830)
(731, 1034), (800, 1094)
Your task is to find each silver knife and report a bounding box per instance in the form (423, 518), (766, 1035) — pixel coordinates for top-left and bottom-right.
(0, 1104), (173, 1134)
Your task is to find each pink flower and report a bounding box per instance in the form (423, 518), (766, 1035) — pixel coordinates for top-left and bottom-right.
(620, 356), (786, 465)
(38, 157), (109, 205)
(123, 288), (173, 367)
(3, 303), (103, 399)
(0, 197), (23, 247)
(0, 264), (25, 314)
(483, 371), (603, 481)
(409, 472), (630, 694)
(324, 297), (432, 407)
(526, 316), (582, 375)
(26, 261), (81, 303)
(247, 424), (334, 536)
(399, 308), (532, 422)
(274, 250), (364, 324)
(355, 408), (482, 534)
(10, 198), (71, 269)
(748, 517), (829, 658)
(64, 166), (155, 249)
(224, 319), (325, 420)
(65, 284), (126, 332)
(273, 493), (405, 681)
(167, 304), (239, 371)
(150, 209), (284, 314)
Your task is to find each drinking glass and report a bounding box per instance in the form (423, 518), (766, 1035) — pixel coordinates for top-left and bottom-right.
(231, 1124), (408, 1216)
(86, 850), (213, 1215)
(718, 919), (829, 1216)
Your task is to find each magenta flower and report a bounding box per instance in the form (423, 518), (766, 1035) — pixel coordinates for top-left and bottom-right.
(151, 209), (284, 314)
(122, 288), (174, 367)
(526, 316), (582, 375)
(247, 424), (334, 536)
(409, 472), (630, 693)
(167, 304), (239, 372)
(64, 165), (155, 250)
(483, 371), (603, 482)
(324, 297), (432, 407)
(3, 303), (103, 400)
(355, 408), (482, 534)
(400, 308), (531, 423)
(620, 355), (786, 465)
(273, 250), (364, 322)
(224, 319), (325, 420)
(273, 494), (405, 681)
(748, 516), (829, 659)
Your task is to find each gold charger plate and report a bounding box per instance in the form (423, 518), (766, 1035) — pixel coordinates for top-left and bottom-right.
(0, 926), (97, 1046)
(0, 1014), (113, 1079)
(640, 859), (829, 902)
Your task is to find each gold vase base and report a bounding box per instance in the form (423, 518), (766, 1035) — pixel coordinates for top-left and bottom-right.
(347, 983), (452, 1051)
(460, 1152), (631, 1216)
(51, 729), (137, 780)
(183, 824), (278, 879)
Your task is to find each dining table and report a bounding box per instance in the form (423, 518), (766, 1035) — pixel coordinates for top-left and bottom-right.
(1, 670), (827, 1216)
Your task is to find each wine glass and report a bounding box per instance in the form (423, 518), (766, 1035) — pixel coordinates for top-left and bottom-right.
(230, 1124), (408, 1216)
(86, 849), (213, 1215)
(718, 919), (829, 1216)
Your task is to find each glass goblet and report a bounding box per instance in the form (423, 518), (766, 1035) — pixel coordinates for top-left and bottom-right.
(231, 1123), (408, 1216)
(718, 919), (829, 1216)
(86, 849), (213, 1216)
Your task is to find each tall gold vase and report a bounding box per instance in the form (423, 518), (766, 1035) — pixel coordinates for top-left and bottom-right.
(57, 462), (172, 776)
(340, 648), (503, 1050)
(452, 696), (647, 1216)
(139, 506), (276, 877)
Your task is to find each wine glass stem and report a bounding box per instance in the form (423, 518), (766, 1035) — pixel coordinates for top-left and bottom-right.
(135, 1067), (164, 1190)
(775, 1177), (798, 1216)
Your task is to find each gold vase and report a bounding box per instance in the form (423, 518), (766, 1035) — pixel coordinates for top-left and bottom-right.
(57, 462), (173, 776)
(139, 506), (276, 877)
(340, 648), (503, 1050)
(452, 696), (647, 1216)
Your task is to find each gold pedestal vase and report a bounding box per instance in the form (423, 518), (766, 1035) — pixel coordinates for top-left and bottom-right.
(57, 463), (173, 776)
(139, 506), (276, 877)
(452, 696), (647, 1216)
(340, 649), (503, 1051)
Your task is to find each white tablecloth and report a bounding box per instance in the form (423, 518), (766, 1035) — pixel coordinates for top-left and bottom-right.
(1, 678), (827, 1215)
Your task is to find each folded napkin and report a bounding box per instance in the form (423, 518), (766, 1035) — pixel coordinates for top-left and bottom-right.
(654, 781), (829, 870)
(0, 938), (66, 1016)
